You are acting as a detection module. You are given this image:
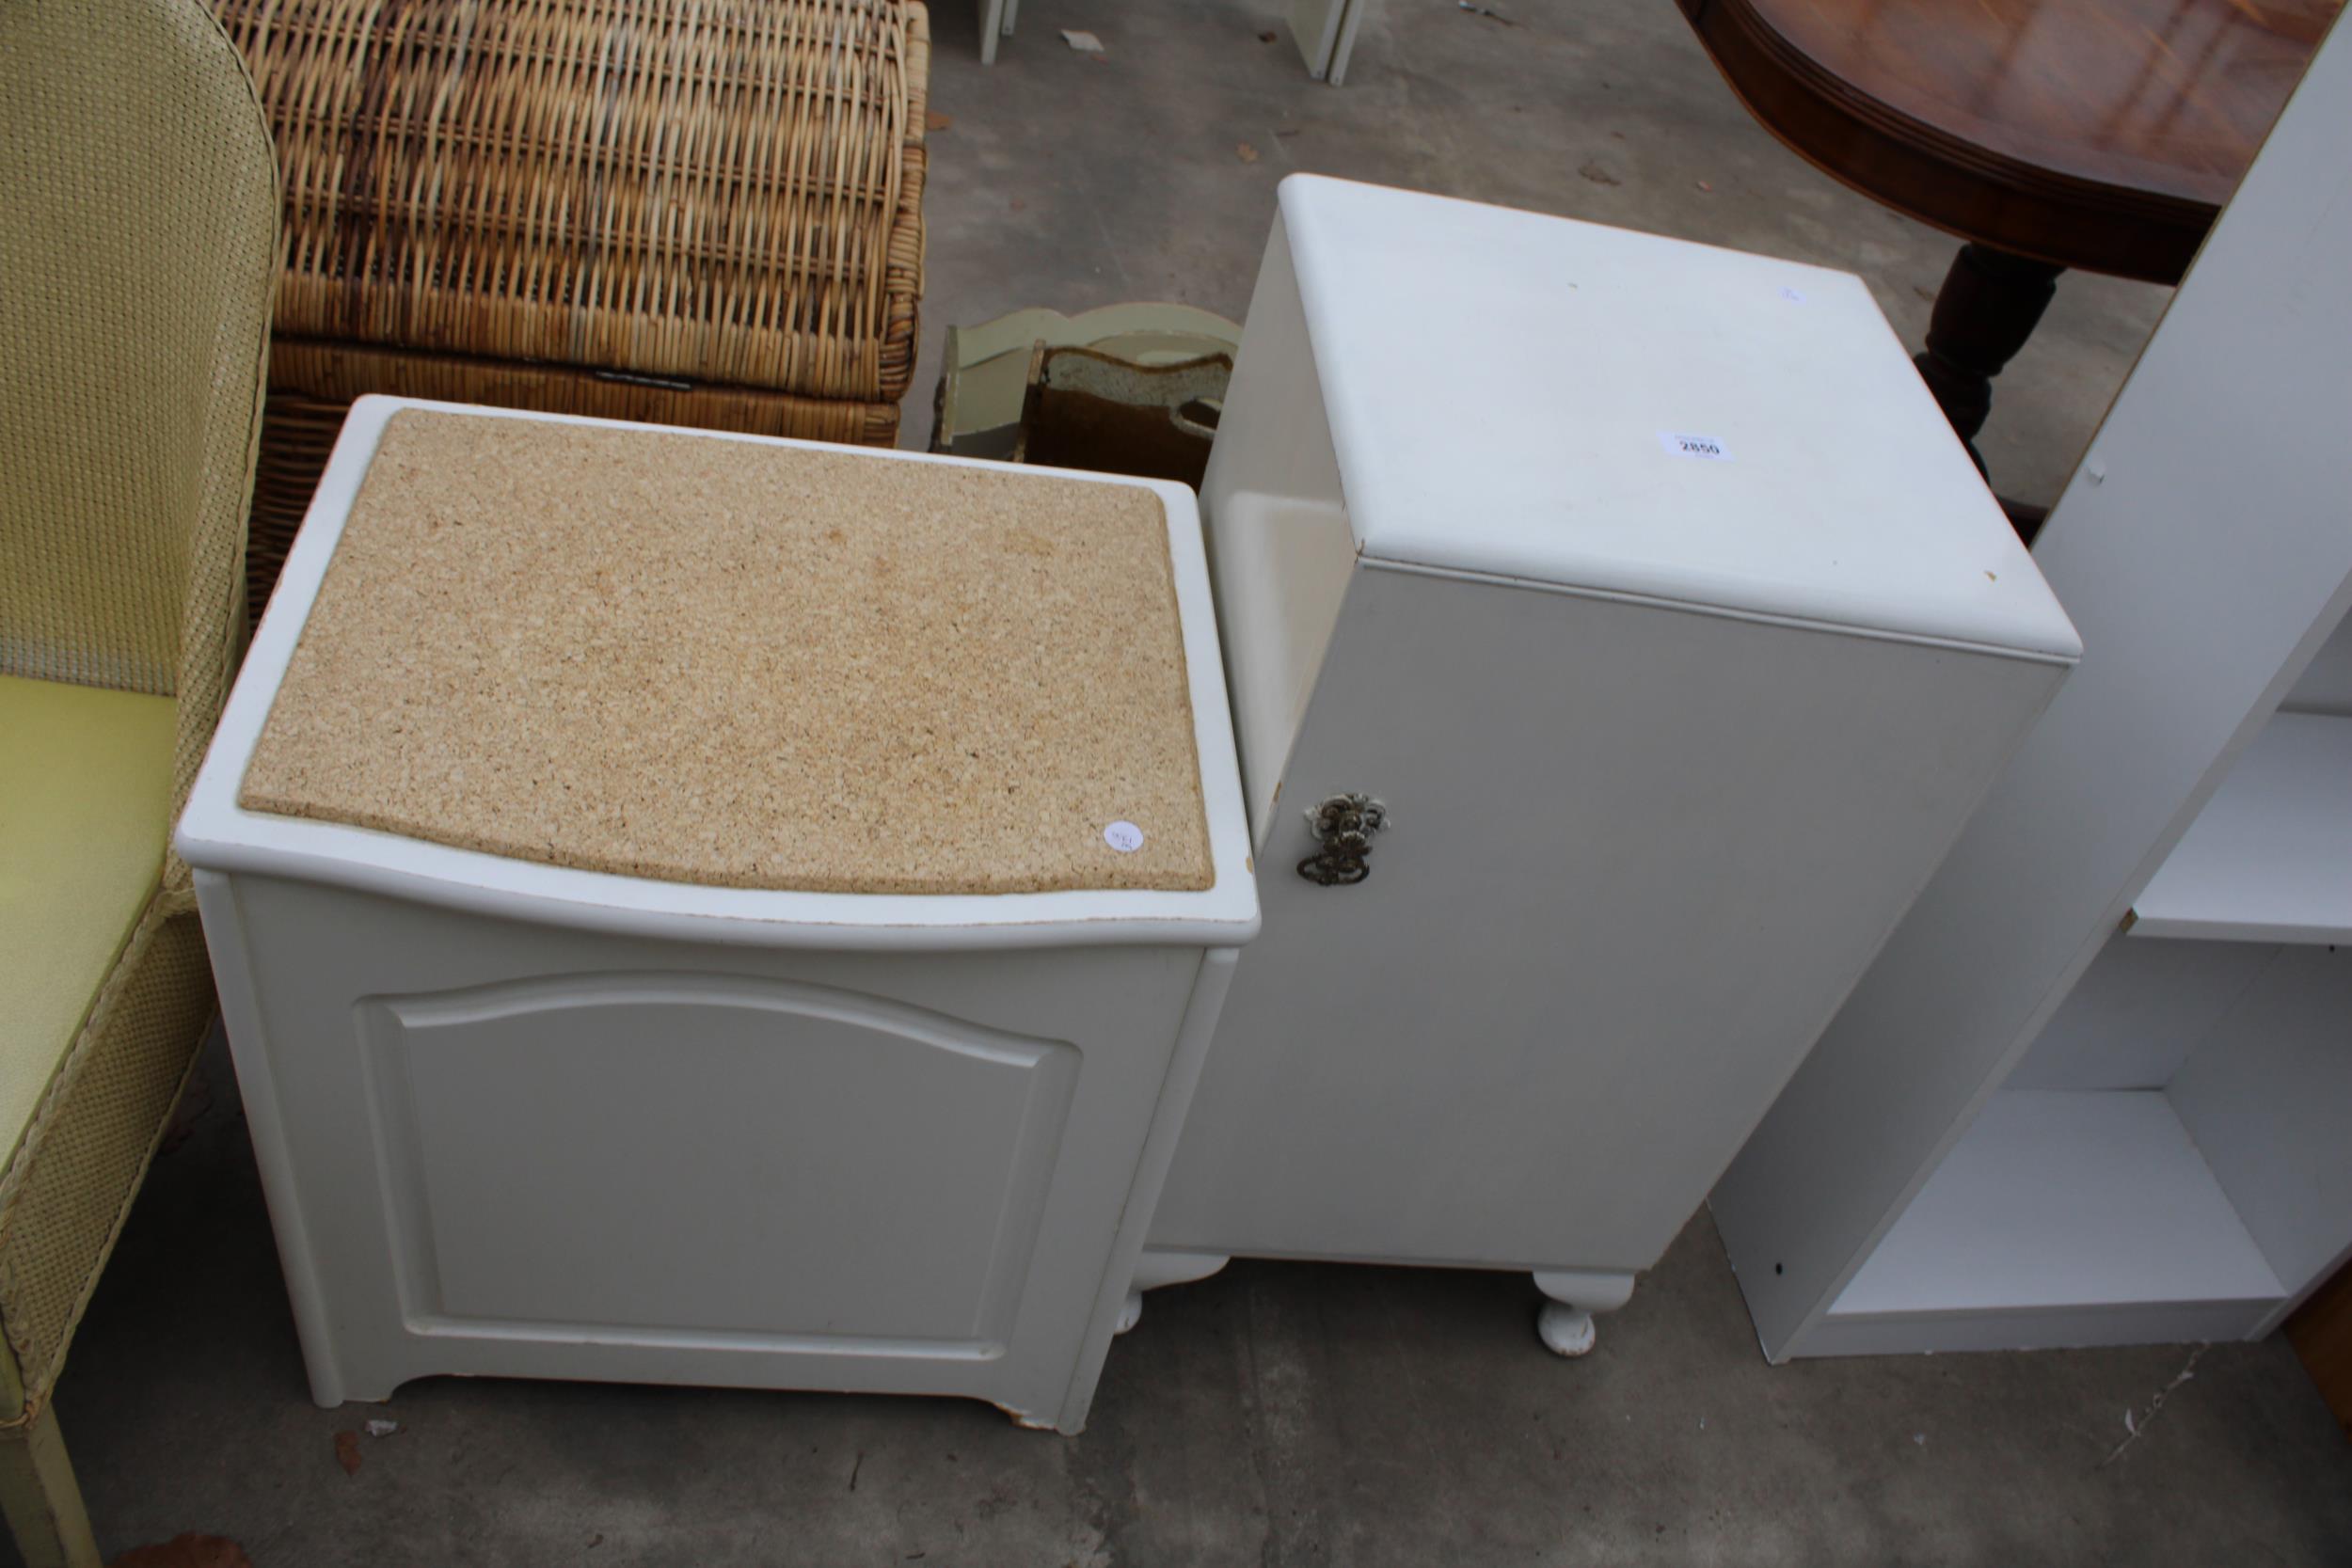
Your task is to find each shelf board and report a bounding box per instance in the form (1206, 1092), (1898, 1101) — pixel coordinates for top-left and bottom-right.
(1809, 1090), (2283, 1354)
(2131, 713), (2352, 944)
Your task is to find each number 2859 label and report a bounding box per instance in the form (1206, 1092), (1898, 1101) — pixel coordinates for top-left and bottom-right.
(1657, 431), (1733, 462)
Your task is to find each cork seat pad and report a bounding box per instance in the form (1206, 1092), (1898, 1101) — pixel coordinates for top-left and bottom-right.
(240, 410), (1212, 895)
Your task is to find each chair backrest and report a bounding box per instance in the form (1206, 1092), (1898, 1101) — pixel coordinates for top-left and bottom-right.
(0, 0), (277, 852)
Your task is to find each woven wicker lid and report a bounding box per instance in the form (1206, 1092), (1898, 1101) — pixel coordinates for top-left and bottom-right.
(219, 0), (930, 403)
(239, 408), (1214, 896)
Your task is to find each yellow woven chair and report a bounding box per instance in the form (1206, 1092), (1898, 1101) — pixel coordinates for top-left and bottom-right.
(0, 0), (277, 1557)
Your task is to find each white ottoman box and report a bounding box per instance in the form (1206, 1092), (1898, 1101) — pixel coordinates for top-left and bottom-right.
(1136, 177), (2083, 1351)
(179, 399), (1257, 1433)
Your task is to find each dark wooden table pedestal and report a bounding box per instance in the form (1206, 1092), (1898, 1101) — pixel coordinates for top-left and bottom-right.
(1914, 245), (2067, 536)
(1678, 0), (2336, 539)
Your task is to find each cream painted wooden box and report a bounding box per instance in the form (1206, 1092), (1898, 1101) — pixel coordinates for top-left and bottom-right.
(1133, 177), (2082, 1353)
(178, 398), (1257, 1434)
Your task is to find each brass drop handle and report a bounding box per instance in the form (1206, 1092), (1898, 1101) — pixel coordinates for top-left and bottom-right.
(1297, 794), (1388, 886)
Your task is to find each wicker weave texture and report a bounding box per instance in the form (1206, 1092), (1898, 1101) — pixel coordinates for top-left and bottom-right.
(2, 0), (276, 756)
(0, 909), (214, 1401)
(0, 0), (274, 1418)
(218, 0), (930, 404)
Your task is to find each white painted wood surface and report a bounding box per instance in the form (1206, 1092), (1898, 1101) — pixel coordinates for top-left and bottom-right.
(199, 874), (1240, 1432)
(1796, 1292), (2279, 1359)
(974, 0), (1014, 63)
(1824, 943), (2352, 1354)
(1817, 1090), (2282, 1354)
(2006, 938), (2275, 1090)
(2281, 611), (2352, 716)
(180, 402), (1257, 1433)
(1709, 14), (2352, 1362)
(1144, 179), (2077, 1344)
(1192, 215), (1357, 840)
(1153, 566), (2067, 1273)
(1286, 0), (1365, 83)
(2169, 945), (2352, 1323)
(2129, 714), (2352, 943)
(1269, 177), (2073, 657)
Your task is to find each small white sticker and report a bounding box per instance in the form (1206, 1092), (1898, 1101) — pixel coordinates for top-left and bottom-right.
(1779, 285), (1807, 304)
(1104, 820), (1145, 853)
(1658, 431), (1733, 462)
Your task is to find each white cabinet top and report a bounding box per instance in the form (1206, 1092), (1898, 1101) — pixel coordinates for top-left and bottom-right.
(178, 399), (1259, 951)
(1278, 176), (2080, 661)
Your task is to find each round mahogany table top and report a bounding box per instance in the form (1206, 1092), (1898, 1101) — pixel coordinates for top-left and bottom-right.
(1679, 0), (2340, 281)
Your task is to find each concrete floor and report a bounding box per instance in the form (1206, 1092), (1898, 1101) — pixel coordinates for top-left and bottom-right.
(56, 1042), (2352, 1564)
(47, 1), (2352, 1563)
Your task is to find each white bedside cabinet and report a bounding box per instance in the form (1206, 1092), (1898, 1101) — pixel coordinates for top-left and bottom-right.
(178, 398), (1257, 1434)
(1133, 176), (2082, 1353)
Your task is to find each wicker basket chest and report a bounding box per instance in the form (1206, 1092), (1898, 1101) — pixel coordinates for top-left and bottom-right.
(216, 0), (930, 616)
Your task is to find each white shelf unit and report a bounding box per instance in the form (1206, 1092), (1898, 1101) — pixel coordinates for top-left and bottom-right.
(1801, 653), (2352, 1356)
(2131, 709), (2352, 944)
(1800, 931), (2352, 1355)
(1709, 17), (2352, 1363)
(1810, 1090), (2287, 1356)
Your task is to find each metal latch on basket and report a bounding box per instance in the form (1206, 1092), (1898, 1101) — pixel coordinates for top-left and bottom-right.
(1297, 794), (1389, 886)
